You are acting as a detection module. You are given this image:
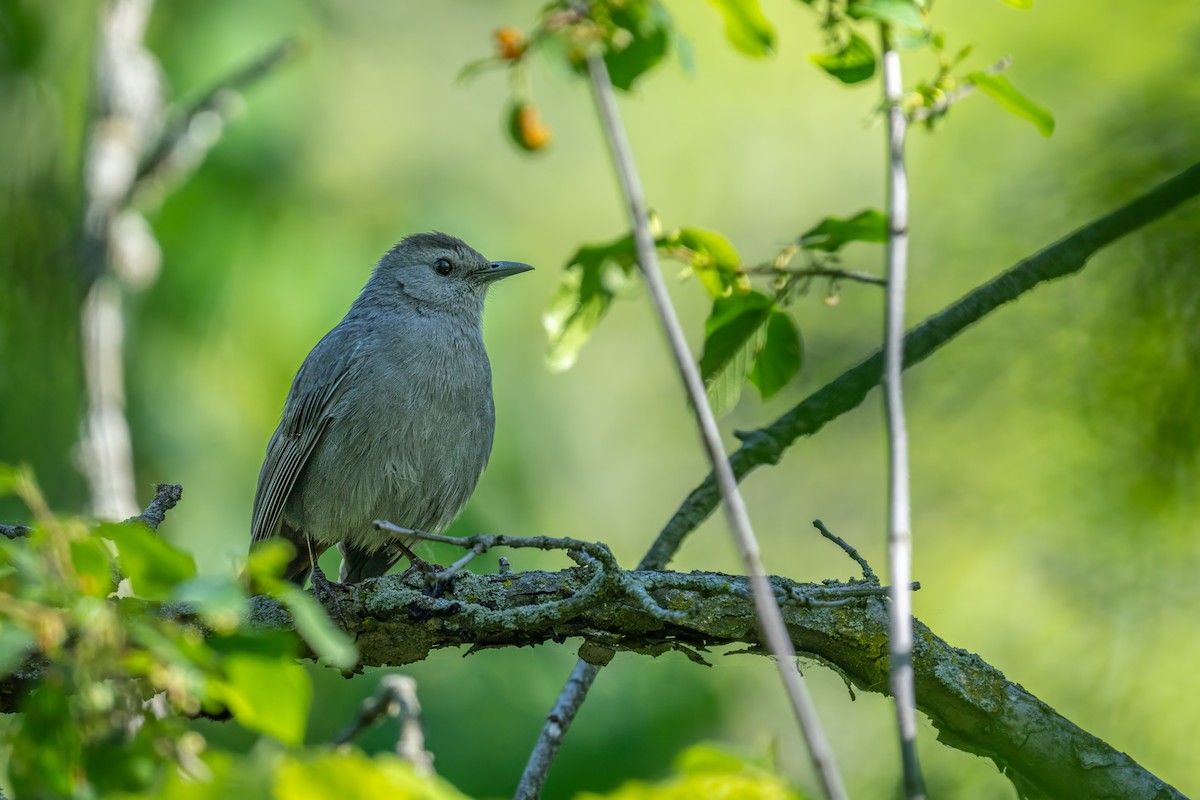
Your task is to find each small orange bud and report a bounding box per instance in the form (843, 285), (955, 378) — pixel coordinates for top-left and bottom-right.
(510, 102), (552, 151)
(494, 26), (526, 61)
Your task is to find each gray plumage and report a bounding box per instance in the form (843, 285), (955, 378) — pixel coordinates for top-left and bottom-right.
(250, 232), (531, 583)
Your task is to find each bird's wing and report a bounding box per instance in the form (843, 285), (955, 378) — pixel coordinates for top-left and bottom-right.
(250, 320), (365, 546)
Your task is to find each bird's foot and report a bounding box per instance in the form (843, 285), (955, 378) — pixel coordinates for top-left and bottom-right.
(310, 559), (350, 630)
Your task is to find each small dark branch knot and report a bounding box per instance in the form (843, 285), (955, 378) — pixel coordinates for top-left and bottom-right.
(1, 525), (31, 540)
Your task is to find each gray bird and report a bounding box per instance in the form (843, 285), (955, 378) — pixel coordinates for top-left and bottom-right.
(250, 232), (531, 583)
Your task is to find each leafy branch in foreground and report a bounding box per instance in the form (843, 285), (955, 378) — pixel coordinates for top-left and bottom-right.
(0, 466), (407, 799)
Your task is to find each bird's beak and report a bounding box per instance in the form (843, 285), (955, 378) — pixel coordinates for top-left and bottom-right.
(476, 261), (534, 284)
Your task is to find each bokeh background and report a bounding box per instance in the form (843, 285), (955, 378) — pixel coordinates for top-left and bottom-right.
(3, 0), (1199, 797)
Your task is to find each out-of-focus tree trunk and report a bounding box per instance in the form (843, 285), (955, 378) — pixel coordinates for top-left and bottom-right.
(78, 0), (162, 519)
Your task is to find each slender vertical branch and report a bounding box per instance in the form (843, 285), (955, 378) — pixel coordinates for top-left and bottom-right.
(545, 52), (845, 800)
(881, 26), (926, 799)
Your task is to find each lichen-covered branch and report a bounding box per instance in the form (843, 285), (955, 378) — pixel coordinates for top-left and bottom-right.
(249, 569), (1178, 800)
(0, 560), (1182, 799)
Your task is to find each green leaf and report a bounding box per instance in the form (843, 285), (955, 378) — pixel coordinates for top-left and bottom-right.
(673, 226), (742, 297)
(171, 576), (248, 631)
(0, 622), (35, 678)
(748, 310), (803, 399)
(1001, 0), (1033, 7)
(279, 586), (358, 670)
(847, 0), (925, 29)
(101, 522), (196, 600)
(810, 32), (876, 84)
(705, 0), (776, 57)
(799, 209), (888, 252)
(544, 234), (638, 371)
(968, 72), (1055, 136)
(698, 291), (774, 416)
(219, 653), (311, 745)
(275, 750), (466, 800)
(70, 536), (117, 597)
(0, 463), (21, 495)
(605, 4), (673, 91)
(10, 685), (80, 798)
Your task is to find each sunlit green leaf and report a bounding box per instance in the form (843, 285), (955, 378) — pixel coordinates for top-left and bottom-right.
(673, 226), (742, 297)
(101, 522), (196, 601)
(799, 209), (888, 252)
(699, 291), (773, 416)
(244, 538), (295, 587)
(275, 750), (468, 800)
(605, 4), (673, 91)
(1001, 0), (1033, 7)
(584, 742), (802, 799)
(847, 0), (925, 29)
(968, 71), (1055, 136)
(706, 0), (776, 57)
(748, 310), (803, 399)
(544, 234), (638, 371)
(810, 32), (876, 84)
(279, 586), (358, 670)
(218, 653), (311, 745)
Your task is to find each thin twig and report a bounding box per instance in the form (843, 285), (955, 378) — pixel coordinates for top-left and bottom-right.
(515, 659), (597, 799)
(745, 265), (887, 286)
(125, 483), (182, 531)
(134, 37), (299, 198)
(332, 674), (434, 775)
(812, 519), (877, 583)
(551, 53), (848, 800)
(881, 27), (925, 798)
(375, 521), (686, 625)
(908, 57), (1013, 123)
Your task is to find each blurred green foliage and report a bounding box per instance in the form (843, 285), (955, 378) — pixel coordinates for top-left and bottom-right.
(1, 0), (1198, 797)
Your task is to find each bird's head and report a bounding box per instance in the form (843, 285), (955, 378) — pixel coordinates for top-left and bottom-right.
(363, 232), (532, 320)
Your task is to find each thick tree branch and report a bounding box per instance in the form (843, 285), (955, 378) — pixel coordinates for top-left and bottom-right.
(267, 570), (1185, 799)
(0, 551), (1183, 799)
(640, 160), (1200, 572)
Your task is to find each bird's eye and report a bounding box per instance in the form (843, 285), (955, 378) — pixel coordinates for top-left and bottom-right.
(434, 258), (453, 276)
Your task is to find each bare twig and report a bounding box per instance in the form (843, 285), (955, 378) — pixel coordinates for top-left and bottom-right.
(529, 53), (847, 800)
(124, 483), (181, 531)
(333, 674), (434, 775)
(514, 659), (598, 800)
(744, 265), (887, 286)
(375, 521), (687, 625)
(133, 37), (299, 202)
(812, 519), (877, 583)
(908, 57), (1013, 123)
(881, 26), (926, 799)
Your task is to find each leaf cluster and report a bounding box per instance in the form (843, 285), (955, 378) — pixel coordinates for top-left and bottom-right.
(0, 466), (460, 800)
